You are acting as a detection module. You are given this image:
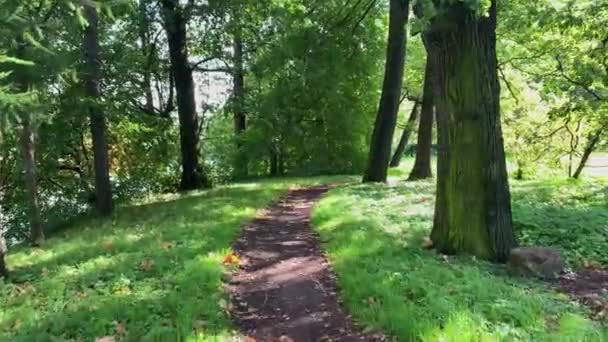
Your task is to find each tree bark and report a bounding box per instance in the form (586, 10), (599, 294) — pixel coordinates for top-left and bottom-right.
(161, 0), (210, 191)
(408, 56), (435, 180)
(429, 2), (516, 262)
(14, 41), (44, 246)
(139, 0), (154, 112)
(270, 146), (278, 176)
(233, 21), (248, 179)
(0, 233), (7, 279)
(389, 102), (419, 167)
(20, 110), (45, 246)
(363, 0), (410, 182)
(573, 125), (606, 179)
(82, 1), (113, 215)
(0, 131), (7, 279)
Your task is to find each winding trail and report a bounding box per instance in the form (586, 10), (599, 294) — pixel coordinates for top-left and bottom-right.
(228, 187), (375, 341)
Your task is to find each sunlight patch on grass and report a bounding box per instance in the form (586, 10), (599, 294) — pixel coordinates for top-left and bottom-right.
(312, 179), (608, 341)
(0, 176), (353, 341)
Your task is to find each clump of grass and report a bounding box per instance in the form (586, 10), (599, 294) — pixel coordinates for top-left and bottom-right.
(0, 176), (353, 341)
(312, 178), (608, 341)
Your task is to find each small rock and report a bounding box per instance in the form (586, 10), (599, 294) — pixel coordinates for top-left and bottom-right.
(508, 247), (565, 280)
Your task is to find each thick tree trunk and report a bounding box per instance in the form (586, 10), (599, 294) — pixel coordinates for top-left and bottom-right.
(233, 23), (248, 179)
(573, 126), (606, 179)
(429, 2), (516, 262)
(83, 1), (113, 215)
(389, 102), (419, 167)
(161, 1), (210, 191)
(20, 111), (45, 246)
(408, 57), (435, 180)
(363, 0), (410, 182)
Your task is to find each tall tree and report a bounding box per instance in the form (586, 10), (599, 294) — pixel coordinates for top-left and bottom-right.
(232, 15), (247, 179)
(82, 1), (113, 215)
(408, 56), (434, 180)
(429, 1), (516, 262)
(15, 42), (44, 246)
(160, 0), (210, 190)
(138, 0), (155, 112)
(0, 123), (9, 279)
(389, 101), (419, 167)
(363, 0), (410, 182)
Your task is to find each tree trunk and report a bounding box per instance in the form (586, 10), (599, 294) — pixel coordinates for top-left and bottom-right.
(363, 0), (410, 183)
(408, 56), (435, 180)
(14, 42), (44, 247)
(20, 111), (45, 246)
(233, 21), (248, 179)
(0, 233), (7, 279)
(389, 101), (419, 167)
(429, 2), (516, 262)
(270, 146), (278, 176)
(83, 1), (113, 215)
(139, 0), (154, 112)
(161, 1), (210, 191)
(573, 126), (606, 179)
(0, 132), (7, 279)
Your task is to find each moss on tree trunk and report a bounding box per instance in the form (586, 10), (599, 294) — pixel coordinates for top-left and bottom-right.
(429, 2), (516, 262)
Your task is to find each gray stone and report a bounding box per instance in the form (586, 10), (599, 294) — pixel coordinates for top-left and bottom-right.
(508, 247), (565, 280)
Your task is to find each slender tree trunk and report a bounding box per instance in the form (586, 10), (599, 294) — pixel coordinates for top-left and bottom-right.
(573, 126), (606, 179)
(82, 1), (113, 215)
(14, 42), (44, 246)
(1, 131), (9, 278)
(233, 21), (248, 179)
(389, 102), (419, 167)
(161, 1), (210, 190)
(139, 0), (154, 112)
(429, 2), (516, 262)
(363, 0), (410, 182)
(270, 146), (278, 176)
(0, 232), (7, 279)
(20, 111), (44, 246)
(408, 57), (435, 180)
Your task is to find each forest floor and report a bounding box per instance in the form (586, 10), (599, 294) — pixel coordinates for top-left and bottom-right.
(1, 161), (608, 341)
(311, 161), (608, 341)
(228, 186), (378, 341)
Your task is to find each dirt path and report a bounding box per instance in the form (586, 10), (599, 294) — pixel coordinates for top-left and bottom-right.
(228, 187), (375, 341)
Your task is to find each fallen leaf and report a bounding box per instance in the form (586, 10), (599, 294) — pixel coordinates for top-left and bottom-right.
(223, 252), (241, 266)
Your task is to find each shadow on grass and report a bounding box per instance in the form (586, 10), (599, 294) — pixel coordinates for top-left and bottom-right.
(1, 184), (291, 341)
(312, 182), (607, 341)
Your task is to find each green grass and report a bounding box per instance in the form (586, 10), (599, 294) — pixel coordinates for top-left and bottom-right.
(312, 166), (608, 341)
(0, 176), (354, 342)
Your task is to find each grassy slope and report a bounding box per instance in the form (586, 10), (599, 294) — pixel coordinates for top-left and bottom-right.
(312, 159), (608, 341)
(0, 176), (353, 342)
